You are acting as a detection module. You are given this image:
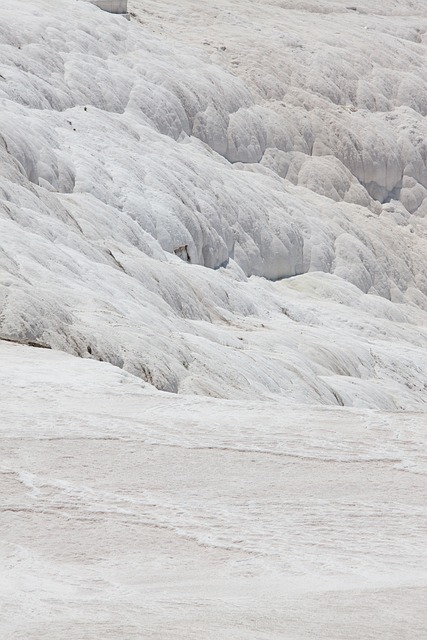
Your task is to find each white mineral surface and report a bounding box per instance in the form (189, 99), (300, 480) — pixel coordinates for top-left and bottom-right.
(1, 0), (426, 637)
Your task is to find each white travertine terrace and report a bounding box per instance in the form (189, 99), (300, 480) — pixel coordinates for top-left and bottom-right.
(1, 0), (426, 398)
(1, 2), (427, 635)
(89, 0), (129, 18)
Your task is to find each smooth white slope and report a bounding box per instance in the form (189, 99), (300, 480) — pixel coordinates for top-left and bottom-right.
(1, 341), (426, 639)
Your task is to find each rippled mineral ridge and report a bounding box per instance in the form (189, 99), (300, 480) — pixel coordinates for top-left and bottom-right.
(1, 0), (427, 638)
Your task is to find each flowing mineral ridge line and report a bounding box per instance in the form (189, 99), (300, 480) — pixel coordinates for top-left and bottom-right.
(0, 0), (427, 638)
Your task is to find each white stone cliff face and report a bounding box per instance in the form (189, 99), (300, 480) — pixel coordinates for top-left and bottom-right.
(88, 0), (128, 15)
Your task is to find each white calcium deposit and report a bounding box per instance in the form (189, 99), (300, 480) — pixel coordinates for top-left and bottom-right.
(0, 0), (426, 637)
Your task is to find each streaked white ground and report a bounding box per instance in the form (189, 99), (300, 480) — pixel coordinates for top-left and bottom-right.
(1, 341), (426, 638)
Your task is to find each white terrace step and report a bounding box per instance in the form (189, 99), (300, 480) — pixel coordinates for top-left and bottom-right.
(88, 0), (130, 19)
